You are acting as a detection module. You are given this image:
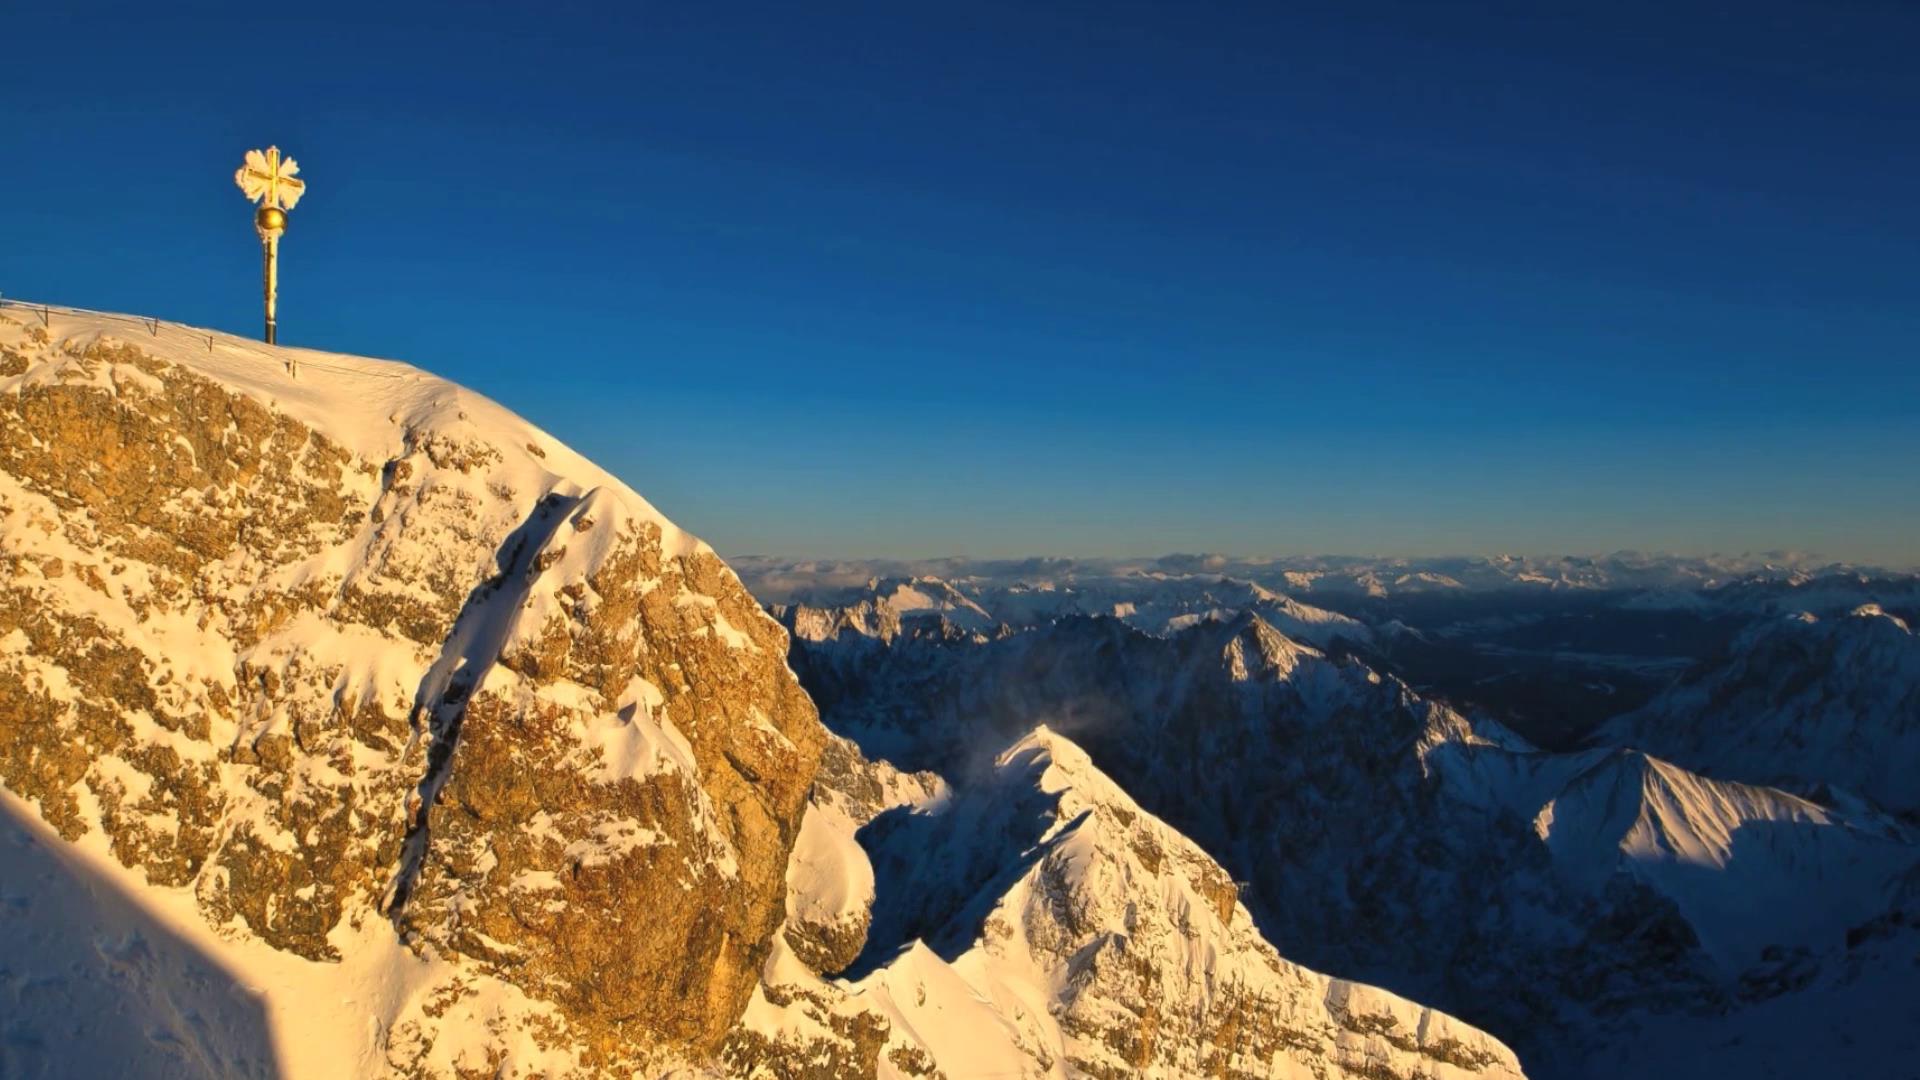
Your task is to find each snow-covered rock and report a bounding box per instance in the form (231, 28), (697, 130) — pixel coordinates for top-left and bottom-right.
(732, 728), (1526, 1079)
(0, 307), (826, 1075)
(778, 735), (946, 975)
(1602, 605), (1920, 814)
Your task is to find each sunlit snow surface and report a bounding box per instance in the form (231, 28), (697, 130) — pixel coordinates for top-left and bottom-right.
(1, 786), (560, 1079)
(765, 729), (1527, 1079)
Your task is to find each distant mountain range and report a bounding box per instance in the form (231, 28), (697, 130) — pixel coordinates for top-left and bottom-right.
(751, 559), (1920, 1079)
(734, 552), (1912, 604)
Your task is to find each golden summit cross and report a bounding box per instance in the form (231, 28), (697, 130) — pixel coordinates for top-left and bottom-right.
(234, 146), (308, 351)
(237, 147), (305, 210)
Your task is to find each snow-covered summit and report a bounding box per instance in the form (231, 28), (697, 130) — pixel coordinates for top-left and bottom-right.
(10, 306), (697, 556)
(0, 304), (824, 1076)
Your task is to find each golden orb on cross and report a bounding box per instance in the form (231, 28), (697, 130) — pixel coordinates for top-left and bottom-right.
(255, 205), (287, 233)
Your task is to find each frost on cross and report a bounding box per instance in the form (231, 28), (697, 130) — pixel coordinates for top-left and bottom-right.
(235, 146), (305, 210)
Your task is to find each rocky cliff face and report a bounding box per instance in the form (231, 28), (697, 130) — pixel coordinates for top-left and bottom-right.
(0, 309), (823, 1074)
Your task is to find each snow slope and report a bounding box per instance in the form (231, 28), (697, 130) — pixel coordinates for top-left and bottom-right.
(0, 786), (583, 1079)
(740, 728), (1526, 1079)
(1428, 744), (1917, 972)
(1602, 605), (1920, 814)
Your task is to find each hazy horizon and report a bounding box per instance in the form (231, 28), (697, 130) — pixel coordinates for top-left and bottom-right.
(724, 548), (1920, 575)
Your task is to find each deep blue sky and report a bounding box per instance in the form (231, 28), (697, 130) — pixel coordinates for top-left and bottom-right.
(5, 2), (1916, 565)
